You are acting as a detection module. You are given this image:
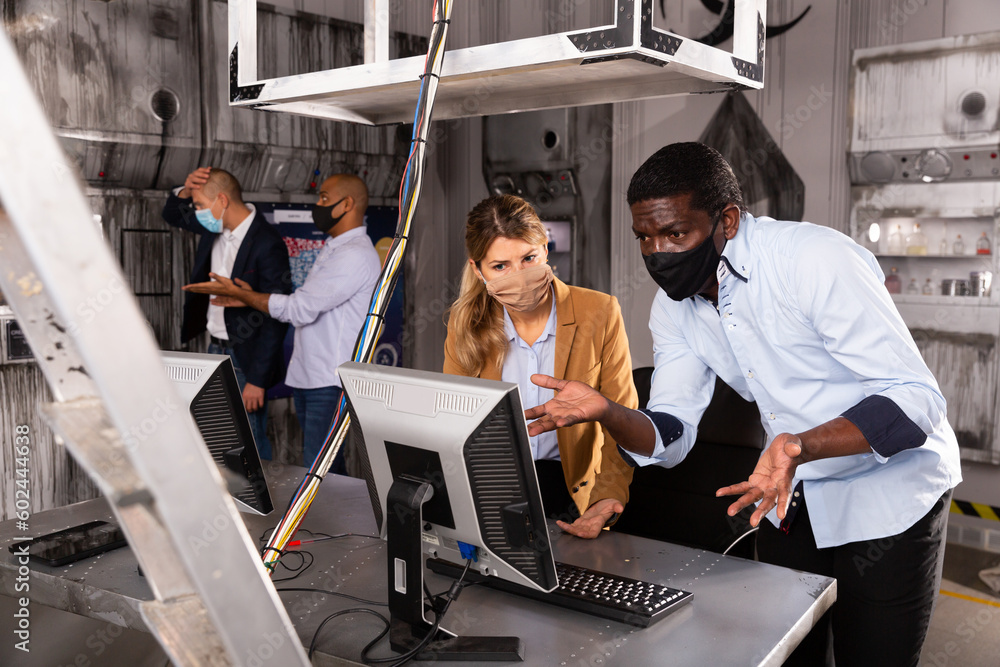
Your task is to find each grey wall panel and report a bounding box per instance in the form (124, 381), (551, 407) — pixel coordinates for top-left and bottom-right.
(122, 231), (173, 294)
(88, 189), (198, 351)
(912, 330), (999, 463)
(135, 295), (178, 350)
(0, 364), (100, 521)
(5, 0), (199, 135)
(4, 0), (202, 189)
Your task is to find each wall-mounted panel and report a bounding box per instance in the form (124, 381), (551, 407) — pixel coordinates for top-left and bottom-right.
(4, 0), (202, 189)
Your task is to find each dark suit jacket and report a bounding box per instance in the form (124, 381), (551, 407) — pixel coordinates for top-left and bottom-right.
(162, 191), (292, 389)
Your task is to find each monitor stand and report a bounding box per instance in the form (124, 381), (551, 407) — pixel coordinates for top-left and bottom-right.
(386, 477), (524, 661)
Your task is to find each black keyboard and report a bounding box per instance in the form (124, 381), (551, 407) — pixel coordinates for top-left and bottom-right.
(426, 558), (692, 628)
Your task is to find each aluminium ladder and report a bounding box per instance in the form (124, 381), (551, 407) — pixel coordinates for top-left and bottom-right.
(0, 27), (309, 667)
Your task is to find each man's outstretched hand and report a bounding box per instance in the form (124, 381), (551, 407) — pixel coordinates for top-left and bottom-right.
(524, 374), (608, 437)
(183, 273), (252, 304)
(716, 433), (803, 527)
(557, 498), (623, 539)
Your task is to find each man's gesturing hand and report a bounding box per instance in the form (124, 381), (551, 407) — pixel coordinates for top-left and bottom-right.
(716, 433), (803, 527)
(524, 374), (607, 437)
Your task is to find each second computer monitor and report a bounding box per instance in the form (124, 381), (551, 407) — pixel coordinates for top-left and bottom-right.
(162, 351), (273, 515)
(339, 361), (557, 593)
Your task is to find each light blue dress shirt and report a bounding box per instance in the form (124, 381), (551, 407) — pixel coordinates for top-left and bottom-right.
(632, 213), (962, 548)
(502, 289), (560, 461)
(268, 226), (381, 389)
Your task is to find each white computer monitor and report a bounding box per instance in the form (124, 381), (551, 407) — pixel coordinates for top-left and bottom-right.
(339, 361), (558, 659)
(162, 351), (272, 515)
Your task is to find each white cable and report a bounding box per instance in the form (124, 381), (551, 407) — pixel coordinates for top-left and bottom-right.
(723, 526), (759, 556)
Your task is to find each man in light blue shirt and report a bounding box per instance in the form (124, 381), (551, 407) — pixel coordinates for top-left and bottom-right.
(185, 174), (380, 470)
(525, 143), (961, 666)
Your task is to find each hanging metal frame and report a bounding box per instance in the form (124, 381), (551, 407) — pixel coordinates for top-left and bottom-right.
(228, 0), (767, 125)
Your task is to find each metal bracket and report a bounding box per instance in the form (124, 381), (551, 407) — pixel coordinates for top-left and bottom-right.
(226, 0), (766, 125)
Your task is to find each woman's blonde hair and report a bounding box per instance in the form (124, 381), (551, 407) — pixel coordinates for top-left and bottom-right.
(447, 195), (549, 375)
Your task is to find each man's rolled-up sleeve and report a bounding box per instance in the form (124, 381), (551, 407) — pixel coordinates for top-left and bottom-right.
(625, 292), (717, 468)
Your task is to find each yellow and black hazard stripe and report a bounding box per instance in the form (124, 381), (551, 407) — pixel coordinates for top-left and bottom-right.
(951, 499), (1000, 522)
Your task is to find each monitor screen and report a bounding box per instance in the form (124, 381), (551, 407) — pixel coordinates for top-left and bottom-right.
(339, 361), (557, 593)
(161, 351), (273, 515)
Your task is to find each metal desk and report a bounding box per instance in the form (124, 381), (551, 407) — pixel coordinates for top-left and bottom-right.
(0, 464), (835, 666)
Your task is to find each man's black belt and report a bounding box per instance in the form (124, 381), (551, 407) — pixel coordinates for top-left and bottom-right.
(210, 336), (233, 348)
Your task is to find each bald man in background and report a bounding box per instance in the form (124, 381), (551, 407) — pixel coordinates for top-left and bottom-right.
(162, 167), (292, 460)
(185, 174), (381, 471)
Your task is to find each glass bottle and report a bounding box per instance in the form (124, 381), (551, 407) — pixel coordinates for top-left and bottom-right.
(905, 278), (919, 294)
(953, 234), (965, 255)
(905, 223), (928, 255)
(887, 224), (905, 254)
(939, 236), (949, 255)
(976, 231), (991, 255)
(884, 267), (902, 294)
(922, 278), (934, 295)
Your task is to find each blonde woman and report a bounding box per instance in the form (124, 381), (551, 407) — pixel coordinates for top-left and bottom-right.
(443, 195), (637, 539)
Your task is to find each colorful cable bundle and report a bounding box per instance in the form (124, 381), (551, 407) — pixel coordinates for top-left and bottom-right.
(262, 0), (454, 576)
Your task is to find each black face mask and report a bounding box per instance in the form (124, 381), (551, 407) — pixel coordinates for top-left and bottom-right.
(311, 197), (346, 233)
(642, 216), (724, 301)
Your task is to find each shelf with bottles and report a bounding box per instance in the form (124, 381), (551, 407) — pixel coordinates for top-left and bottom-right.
(863, 216), (998, 260)
(882, 261), (996, 305)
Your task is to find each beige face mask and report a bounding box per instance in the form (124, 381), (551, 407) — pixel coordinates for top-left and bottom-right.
(484, 263), (554, 312)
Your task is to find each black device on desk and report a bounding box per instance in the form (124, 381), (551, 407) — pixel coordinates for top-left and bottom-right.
(339, 362), (692, 662)
(10, 521), (127, 566)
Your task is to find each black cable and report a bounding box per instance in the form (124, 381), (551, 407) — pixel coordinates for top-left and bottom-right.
(271, 549), (314, 583)
(260, 546), (285, 571)
(308, 608), (390, 661)
(259, 529), (378, 576)
(362, 559), (473, 666)
(274, 586), (387, 607)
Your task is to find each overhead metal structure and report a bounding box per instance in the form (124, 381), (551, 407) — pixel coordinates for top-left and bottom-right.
(228, 0), (768, 125)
